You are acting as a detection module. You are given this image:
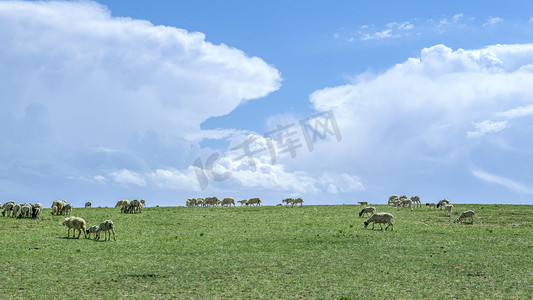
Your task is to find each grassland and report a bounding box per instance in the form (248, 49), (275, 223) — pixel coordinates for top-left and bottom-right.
(0, 204), (531, 299)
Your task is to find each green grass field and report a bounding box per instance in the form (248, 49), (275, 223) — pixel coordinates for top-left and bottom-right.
(1, 204), (531, 299)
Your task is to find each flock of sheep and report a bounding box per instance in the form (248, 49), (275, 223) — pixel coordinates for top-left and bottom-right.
(114, 199), (145, 213)
(1, 201), (43, 219)
(186, 196), (262, 207)
(357, 194), (476, 231)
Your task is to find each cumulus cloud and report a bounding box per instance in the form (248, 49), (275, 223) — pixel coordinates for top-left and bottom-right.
(0, 1), (281, 198)
(309, 43), (533, 199)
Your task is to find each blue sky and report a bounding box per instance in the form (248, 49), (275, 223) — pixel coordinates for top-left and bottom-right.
(1, 0), (533, 206)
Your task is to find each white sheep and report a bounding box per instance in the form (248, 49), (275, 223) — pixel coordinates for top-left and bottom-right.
(221, 197), (235, 207)
(62, 203), (73, 216)
(1, 202), (14, 217)
(444, 204), (453, 217)
(364, 213), (394, 231)
(86, 225), (99, 239)
(51, 205), (58, 215)
(32, 203), (43, 217)
(437, 199), (450, 209)
(425, 203), (436, 209)
(358, 206), (375, 217)
(127, 199), (142, 213)
(401, 199), (412, 208)
(33, 207), (42, 219)
(282, 198), (294, 206)
(292, 198), (303, 206)
(12, 204), (21, 218)
(85, 202), (92, 208)
(410, 196), (421, 207)
(357, 201), (368, 206)
(63, 217), (87, 238)
(20, 204), (32, 218)
(238, 200), (248, 206)
(95, 220), (115, 241)
(246, 197), (261, 206)
(2, 200), (14, 210)
(196, 198), (205, 207)
(120, 200), (130, 213)
(455, 210), (475, 224)
(52, 200), (64, 215)
(115, 200), (125, 208)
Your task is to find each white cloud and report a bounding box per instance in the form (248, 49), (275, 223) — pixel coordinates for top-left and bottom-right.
(110, 169), (146, 186)
(308, 43), (533, 198)
(472, 169), (531, 194)
(467, 120), (509, 137)
(494, 105), (533, 119)
(484, 17), (504, 26)
(0, 1), (281, 193)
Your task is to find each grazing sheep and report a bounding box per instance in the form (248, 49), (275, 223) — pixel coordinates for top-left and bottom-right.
(12, 204), (21, 218)
(62, 203), (73, 216)
(2, 202), (14, 217)
(128, 199), (142, 213)
(358, 201), (369, 206)
(455, 210), (475, 224)
(85, 202), (91, 208)
(19, 204), (32, 218)
(140, 199), (146, 208)
(221, 197), (235, 207)
(246, 197), (261, 206)
(364, 213), (394, 231)
(237, 200), (248, 206)
(2, 200), (14, 210)
(115, 200), (125, 208)
(426, 203), (436, 209)
(52, 200), (64, 215)
(388, 194), (399, 206)
(358, 206), (376, 217)
(33, 207), (42, 219)
(86, 225), (99, 239)
(401, 199), (412, 208)
(292, 198), (303, 206)
(32, 203), (43, 216)
(120, 200), (130, 213)
(437, 199), (450, 209)
(410, 196), (421, 207)
(282, 198), (294, 206)
(205, 197), (220, 207)
(63, 217), (87, 238)
(95, 220), (115, 241)
(51, 205), (58, 215)
(392, 199), (402, 207)
(444, 204), (453, 217)
(196, 198), (205, 207)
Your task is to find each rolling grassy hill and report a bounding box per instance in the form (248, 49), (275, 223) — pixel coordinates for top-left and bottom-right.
(1, 204), (531, 299)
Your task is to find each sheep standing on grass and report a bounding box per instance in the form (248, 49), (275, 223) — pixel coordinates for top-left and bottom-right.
(12, 204), (21, 218)
(455, 210), (475, 224)
(2, 200), (14, 210)
(63, 217), (87, 238)
(20, 204), (32, 218)
(358, 206), (375, 217)
(86, 225), (99, 239)
(51, 205), (58, 215)
(62, 203), (73, 216)
(52, 200), (64, 215)
(221, 197), (235, 207)
(437, 199), (450, 209)
(358, 201), (368, 206)
(115, 200), (124, 208)
(444, 204), (453, 217)
(246, 197), (261, 206)
(95, 220), (115, 241)
(237, 200), (248, 206)
(33, 207), (42, 219)
(140, 199), (146, 208)
(120, 200), (130, 213)
(292, 198), (304, 206)
(410, 196), (421, 207)
(426, 203), (436, 209)
(32, 203), (43, 218)
(1, 202), (14, 217)
(364, 213), (394, 231)
(85, 202), (91, 208)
